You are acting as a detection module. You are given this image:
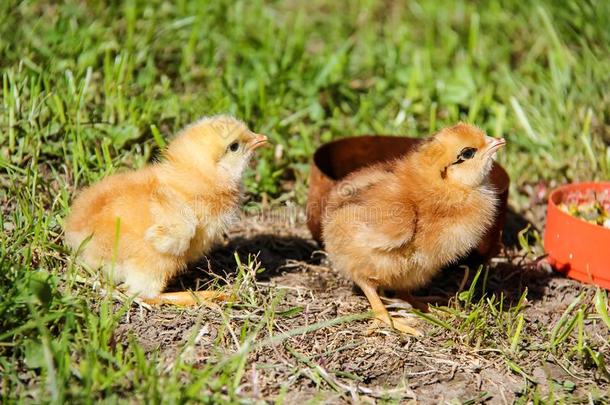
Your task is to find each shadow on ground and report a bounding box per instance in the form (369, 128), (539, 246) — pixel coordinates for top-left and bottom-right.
(166, 233), (320, 292)
(168, 205), (560, 312)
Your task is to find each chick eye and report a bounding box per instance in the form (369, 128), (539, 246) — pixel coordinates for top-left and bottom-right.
(459, 147), (477, 160)
(228, 142), (240, 152)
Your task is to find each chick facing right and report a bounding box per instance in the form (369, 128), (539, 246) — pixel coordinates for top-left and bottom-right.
(322, 123), (506, 334)
(65, 115), (267, 305)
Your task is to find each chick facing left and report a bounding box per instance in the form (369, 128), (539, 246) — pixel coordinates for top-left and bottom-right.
(64, 115), (267, 304)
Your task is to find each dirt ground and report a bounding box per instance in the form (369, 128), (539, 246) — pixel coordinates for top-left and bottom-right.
(113, 207), (610, 404)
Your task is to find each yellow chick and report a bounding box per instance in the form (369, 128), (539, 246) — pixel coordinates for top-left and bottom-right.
(65, 115), (267, 305)
(322, 123), (505, 334)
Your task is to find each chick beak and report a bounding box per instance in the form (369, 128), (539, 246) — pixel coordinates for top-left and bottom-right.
(485, 136), (506, 156)
(249, 134), (268, 151)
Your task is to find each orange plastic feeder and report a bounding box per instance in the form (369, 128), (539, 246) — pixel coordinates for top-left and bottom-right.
(544, 182), (610, 290)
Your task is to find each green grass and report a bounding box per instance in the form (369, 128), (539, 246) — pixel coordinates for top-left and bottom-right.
(1, 0), (609, 403)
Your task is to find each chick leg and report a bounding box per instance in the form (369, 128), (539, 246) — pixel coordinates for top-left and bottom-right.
(357, 280), (423, 336)
(143, 290), (230, 307)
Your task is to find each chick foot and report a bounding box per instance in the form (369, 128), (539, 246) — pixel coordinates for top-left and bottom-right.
(358, 280), (423, 336)
(369, 315), (423, 336)
(143, 290), (231, 307)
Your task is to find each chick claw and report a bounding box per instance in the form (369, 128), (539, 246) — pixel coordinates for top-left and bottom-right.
(390, 317), (423, 336)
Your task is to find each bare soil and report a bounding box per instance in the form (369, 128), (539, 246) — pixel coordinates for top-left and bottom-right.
(113, 208), (610, 404)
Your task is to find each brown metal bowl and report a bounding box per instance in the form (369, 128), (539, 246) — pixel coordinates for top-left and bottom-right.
(306, 135), (510, 259)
